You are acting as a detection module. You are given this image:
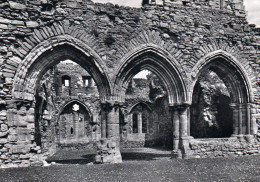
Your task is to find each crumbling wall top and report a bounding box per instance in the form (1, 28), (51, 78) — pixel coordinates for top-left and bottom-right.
(142, 0), (245, 13)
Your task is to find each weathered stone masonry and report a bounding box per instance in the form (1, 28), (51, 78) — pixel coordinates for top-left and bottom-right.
(0, 0), (259, 167)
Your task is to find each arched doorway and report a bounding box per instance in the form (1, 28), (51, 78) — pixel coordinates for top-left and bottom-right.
(114, 45), (188, 156)
(12, 43), (110, 157)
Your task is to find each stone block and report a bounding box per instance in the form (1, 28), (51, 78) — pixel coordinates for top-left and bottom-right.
(26, 21), (39, 28)
(17, 134), (27, 141)
(0, 132), (8, 138)
(30, 160), (43, 167)
(11, 20), (24, 25)
(67, 1), (78, 8)
(0, 17), (12, 24)
(15, 120), (27, 127)
(102, 155), (114, 163)
(19, 161), (30, 167)
(0, 139), (7, 144)
(1, 124), (8, 132)
(0, 110), (7, 117)
(27, 123), (34, 130)
(17, 128), (30, 135)
(11, 145), (30, 154)
(8, 134), (17, 142)
(95, 154), (102, 163)
(7, 114), (14, 127)
(9, 1), (26, 10)
(26, 115), (35, 123)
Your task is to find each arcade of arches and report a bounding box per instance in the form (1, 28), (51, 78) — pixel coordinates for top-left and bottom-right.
(0, 0), (259, 167)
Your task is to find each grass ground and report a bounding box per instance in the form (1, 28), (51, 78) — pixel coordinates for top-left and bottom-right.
(0, 148), (259, 182)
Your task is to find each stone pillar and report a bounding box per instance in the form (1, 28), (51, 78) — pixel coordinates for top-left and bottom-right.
(246, 103), (251, 135)
(238, 104), (243, 135)
(95, 101), (122, 164)
(179, 105), (191, 159)
(187, 107), (190, 136)
(106, 104), (119, 139)
(171, 107), (180, 158)
(170, 104), (191, 159)
(100, 105), (106, 138)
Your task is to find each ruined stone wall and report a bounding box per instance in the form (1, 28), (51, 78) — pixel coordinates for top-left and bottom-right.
(0, 0), (259, 167)
(190, 137), (260, 158)
(251, 27), (260, 141)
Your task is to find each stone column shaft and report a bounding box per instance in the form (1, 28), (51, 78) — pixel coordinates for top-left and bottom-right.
(173, 104), (191, 159)
(230, 103), (239, 135)
(106, 106), (120, 139)
(172, 109), (179, 152)
(101, 106), (106, 138)
(246, 104), (251, 135)
(238, 104), (243, 135)
(138, 112), (142, 134)
(95, 102), (122, 164)
(179, 107), (188, 138)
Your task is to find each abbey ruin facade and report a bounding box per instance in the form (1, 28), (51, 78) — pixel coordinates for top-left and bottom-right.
(0, 0), (259, 167)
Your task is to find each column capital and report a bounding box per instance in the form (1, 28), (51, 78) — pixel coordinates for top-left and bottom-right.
(230, 103), (252, 108)
(169, 102), (191, 111)
(229, 103), (238, 109)
(101, 100), (125, 109)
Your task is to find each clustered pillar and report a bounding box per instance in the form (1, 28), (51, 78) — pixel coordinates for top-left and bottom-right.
(95, 101), (122, 164)
(171, 104), (191, 159)
(230, 103), (253, 141)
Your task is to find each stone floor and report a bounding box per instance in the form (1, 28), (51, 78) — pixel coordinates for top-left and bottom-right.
(47, 147), (172, 164)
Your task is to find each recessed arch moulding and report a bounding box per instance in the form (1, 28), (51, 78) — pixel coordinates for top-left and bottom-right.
(12, 36), (112, 103)
(113, 44), (189, 106)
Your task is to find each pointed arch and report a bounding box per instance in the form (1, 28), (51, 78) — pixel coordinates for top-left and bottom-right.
(12, 35), (111, 102)
(113, 44), (188, 106)
(190, 50), (254, 136)
(58, 99), (93, 118)
(190, 50), (253, 103)
(129, 101), (152, 113)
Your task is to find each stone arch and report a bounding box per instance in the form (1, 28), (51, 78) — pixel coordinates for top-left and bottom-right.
(57, 100), (95, 149)
(128, 101), (152, 113)
(12, 35), (111, 102)
(190, 50), (254, 136)
(114, 44), (188, 106)
(58, 99), (93, 119)
(190, 50), (253, 103)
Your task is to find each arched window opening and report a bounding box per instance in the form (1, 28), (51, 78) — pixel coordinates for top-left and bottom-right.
(191, 70), (233, 138)
(70, 127), (74, 134)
